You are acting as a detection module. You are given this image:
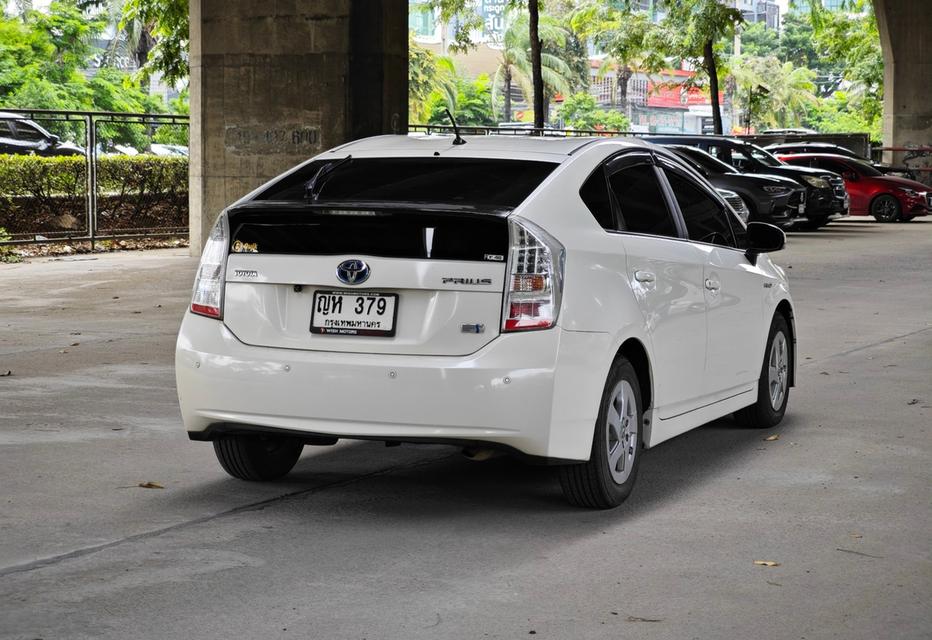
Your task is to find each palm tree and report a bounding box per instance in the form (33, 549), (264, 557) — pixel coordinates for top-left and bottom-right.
(731, 56), (817, 129)
(492, 12), (572, 123)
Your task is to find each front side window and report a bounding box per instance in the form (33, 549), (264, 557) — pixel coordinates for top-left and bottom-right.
(0, 121), (13, 138)
(663, 169), (736, 248)
(608, 163), (678, 238)
(748, 144), (784, 167)
(730, 148), (755, 172)
(677, 147), (738, 175)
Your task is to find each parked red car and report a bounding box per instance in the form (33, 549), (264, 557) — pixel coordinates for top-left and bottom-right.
(776, 153), (930, 222)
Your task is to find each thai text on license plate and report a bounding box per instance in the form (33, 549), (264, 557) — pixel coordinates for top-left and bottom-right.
(311, 291), (398, 337)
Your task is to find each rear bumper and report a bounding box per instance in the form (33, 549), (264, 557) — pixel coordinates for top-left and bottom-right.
(175, 313), (610, 460)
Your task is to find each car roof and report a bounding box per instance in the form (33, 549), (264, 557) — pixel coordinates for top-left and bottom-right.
(767, 142), (839, 148)
(644, 134), (759, 147)
(776, 153), (856, 161)
(325, 134), (650, 161)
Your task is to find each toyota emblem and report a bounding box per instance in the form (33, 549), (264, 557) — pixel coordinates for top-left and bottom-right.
(336, 259), (370, 285)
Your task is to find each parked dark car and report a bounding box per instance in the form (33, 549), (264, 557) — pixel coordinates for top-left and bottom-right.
(0, 113), (85, 157)
(662, 144), (807, 228)
(646, 135), (849, 229)
(776, 153), (930, 222)
(763, 141), (914, 180)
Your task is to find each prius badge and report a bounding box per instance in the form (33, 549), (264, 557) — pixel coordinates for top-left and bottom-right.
(336, 259), (370, 285)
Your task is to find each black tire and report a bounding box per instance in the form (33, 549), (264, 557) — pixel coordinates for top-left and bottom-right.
(559, 358), (643, 509)
(734, 314), (791, 429)
(213, 434), (304, 481)
(871, 194), (901, 222)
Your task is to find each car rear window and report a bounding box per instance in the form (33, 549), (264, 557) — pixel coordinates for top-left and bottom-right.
(256, 157), (558, 209)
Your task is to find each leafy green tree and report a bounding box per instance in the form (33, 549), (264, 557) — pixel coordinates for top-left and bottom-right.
(90, 67), (163, 149)
(571, 3), (666, 114)
(120, 0), (188, 85)
(0, 3), (171, 147)
(426, 73), (496, 126)
(409, 35), (457, 123)
(416, 0), (486, 54)
(558, 92), (629, 131)
(779, 12), (819, 70)
(808, 0), (882, 124)
(737, 22), (778, 58)
(804, 91), (880, 142)
(660, 0), (744, 135)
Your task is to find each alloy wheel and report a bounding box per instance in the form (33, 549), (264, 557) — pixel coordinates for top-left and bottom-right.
(605, 380), (639, 484)
(768, 331), (789, 410)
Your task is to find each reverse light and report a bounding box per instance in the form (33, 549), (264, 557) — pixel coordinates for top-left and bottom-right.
(502, 218), (565, 332)
(190, 213), (229, 319)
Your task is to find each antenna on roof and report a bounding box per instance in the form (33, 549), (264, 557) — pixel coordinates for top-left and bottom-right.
(444, 109), (467, 145)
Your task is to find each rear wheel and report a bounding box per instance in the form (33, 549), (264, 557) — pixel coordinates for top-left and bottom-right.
(871, 194), (901, 222)
(559, 358), (642, 509)
(213, 434), (304, 480)
(734, 314), (791, 429)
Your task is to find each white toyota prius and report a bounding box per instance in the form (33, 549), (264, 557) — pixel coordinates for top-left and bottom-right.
(176, 134), (795, 508)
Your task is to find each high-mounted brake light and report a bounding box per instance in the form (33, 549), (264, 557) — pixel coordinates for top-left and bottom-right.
(502, 218), (565, 332)
(190, 213), (229, 319)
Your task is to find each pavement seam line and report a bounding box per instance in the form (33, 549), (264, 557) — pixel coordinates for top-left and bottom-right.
(800, 325), (932, 366)
(0, 452), (456, 579)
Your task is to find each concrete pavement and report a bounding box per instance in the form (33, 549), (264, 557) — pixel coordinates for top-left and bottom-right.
(0, 218), (930, 639)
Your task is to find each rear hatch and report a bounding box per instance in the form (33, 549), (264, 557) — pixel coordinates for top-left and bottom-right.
(221, 156), (558, 356)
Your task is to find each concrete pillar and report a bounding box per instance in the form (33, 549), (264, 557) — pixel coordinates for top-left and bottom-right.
(189, 0), (408, 254)
(874, 0), (932, 178)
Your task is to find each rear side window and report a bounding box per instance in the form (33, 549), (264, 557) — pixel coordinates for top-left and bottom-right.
(663, 169), (736, 247)
(257, 158), (557, 209)
(579, 168), (615, 229)
(0, 121), (12, 137)
(608, 164), (678, 238)
(14, 123), (45, 142)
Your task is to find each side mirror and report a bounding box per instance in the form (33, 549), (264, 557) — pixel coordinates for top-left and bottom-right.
(745, 221), (785, 265)
(841, 171), (858, 181)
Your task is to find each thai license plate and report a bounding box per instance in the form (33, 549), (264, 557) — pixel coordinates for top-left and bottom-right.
(311, 291), (398, 337)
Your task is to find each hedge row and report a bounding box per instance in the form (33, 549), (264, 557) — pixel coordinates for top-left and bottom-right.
(0, 155), (188, 236)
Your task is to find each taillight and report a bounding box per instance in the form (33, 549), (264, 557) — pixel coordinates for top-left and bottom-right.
(502, 217), (564, 332)
(190, 213), (229, 319)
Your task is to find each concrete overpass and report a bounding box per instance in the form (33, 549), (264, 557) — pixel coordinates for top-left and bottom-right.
(874, 0), (932, 168)
(188, 0), (932, 254)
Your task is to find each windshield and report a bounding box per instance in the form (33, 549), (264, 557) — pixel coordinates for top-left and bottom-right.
(256, 157), (558, 209)
(849, 158), (883, 177)
(747, 144), (783, 167)
(675, 146), (739, 175)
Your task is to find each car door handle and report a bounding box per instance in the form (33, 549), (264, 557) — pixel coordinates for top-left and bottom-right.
(705, 278), (720, 291)
(634, 270), (655, 283)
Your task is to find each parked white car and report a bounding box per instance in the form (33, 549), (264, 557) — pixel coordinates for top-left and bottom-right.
(176, 135), (795, 508)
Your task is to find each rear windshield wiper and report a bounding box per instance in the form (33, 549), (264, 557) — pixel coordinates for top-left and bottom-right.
(304, 155), (353, 202)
